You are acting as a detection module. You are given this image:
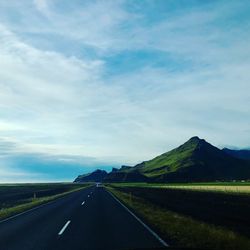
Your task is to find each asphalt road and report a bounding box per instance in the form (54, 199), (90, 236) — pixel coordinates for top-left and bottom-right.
(0, 186), (167, 250)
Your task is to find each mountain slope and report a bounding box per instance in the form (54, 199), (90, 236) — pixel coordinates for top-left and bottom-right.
(74, 169), (107, 182)
(74, 137), (250, 183)
(105, 136), (250, 182)
(104, 169), (148, 182)
(133, 136), (250, 182)
(222, 148), (250, 160)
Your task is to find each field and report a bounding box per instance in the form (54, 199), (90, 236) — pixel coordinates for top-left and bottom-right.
(110, 181), (250, 193)
(106, 183), (250, 250)
(0, 183), (90, 220)
(159, 184), (250, 193)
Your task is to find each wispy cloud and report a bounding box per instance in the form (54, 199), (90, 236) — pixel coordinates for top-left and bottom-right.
(33, 0), (50, 16)
(0, 0), (250, 181)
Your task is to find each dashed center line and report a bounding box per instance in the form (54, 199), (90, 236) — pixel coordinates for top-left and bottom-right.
(81, 201), (85, 205)
(58, 220), (71, 236)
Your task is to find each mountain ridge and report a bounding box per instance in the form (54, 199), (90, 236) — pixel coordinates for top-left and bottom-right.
(222, 148), (250, 161)
(74, 136), (250, 183)
(74, 169), (107, 182)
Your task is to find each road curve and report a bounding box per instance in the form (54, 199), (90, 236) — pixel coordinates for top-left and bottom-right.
(0, 186), (167, 250)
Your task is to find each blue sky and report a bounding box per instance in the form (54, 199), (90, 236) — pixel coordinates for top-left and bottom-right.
(0, 0), (250, 182)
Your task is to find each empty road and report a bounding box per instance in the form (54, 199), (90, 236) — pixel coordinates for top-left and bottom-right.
(0, 186), (167, 250)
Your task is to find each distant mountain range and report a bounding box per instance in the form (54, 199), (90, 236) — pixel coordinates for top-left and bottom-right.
(222, 148), (250, 160)
(74, 169), (108, 182)
(74, 136), (250, 183)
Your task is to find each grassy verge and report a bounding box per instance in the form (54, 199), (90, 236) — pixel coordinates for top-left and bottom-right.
(111, 186), (250, 237)
(106, 186), (250, 250)
(0, 184), (91, 221)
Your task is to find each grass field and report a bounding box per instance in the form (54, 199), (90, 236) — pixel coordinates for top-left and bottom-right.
(106, 183), (250, 250)
(110, 181), (250, 193)
(159, 185), (250, 193)
(0, 183), (91, 220)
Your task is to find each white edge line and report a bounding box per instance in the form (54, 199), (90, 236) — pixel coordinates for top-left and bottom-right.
(107, 189), (169, 248)
(0, 188), (87, 225)
(81, 201), (85, 205)
(58, 220), (71, 235)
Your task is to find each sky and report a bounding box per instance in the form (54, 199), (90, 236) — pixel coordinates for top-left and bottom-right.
(0, 0), (250, 182)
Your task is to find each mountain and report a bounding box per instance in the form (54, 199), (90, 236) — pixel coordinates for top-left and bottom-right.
(104, 136), (250, 182)
(73, 137), (250, 183)
(120, 165), (133, 170)
(134, 136), (250, 182)
(104, 169), (148, 182)
(222, 148), (250, 160)
(74, 169), (107, 183)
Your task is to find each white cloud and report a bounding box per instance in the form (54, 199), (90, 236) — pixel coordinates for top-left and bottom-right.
(0, 1), (249, 181)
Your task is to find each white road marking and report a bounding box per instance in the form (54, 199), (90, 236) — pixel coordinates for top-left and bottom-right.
(107, 190), (169, 247)
(0, 188), (88, 225)
(81, 201), (85, 205)
(58, 220), (71, 236)
(0, 193), (73, 224)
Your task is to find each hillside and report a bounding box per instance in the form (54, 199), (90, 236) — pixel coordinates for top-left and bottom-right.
(74, 169), (107, 183)
(222, 148), (250, 160)
(105, 136), (250, 182)
(104, 169), (148, 182)
(74, 137), (250, 183)
(136, 136), (250, 182)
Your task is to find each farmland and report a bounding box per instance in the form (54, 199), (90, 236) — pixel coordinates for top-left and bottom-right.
(110, 181), (250, 193)
(0, 183), (90, 220)
(159, 184), (250, 193)
(106, 182), (250, 249)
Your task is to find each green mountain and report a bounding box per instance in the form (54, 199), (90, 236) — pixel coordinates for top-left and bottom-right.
(74, 137), (250, 183)
(105, 136), (250, 182)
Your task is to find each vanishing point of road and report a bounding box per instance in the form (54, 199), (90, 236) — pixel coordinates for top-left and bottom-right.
(0, 185), (168, 250)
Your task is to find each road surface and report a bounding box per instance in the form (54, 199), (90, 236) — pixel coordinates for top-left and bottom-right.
(0, 186), (167, 250)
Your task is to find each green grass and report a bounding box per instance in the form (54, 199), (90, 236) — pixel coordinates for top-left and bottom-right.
(167, 181), (250, 186)
(110, 181), (250, 192)
(106, 186), (250, 250)
(110, 182), (250, 194)
(111, 185), (250, 237)
(0, 183), (88, 208)
(133, 138), (198, 177)
(119, 137), (199, 177)
(0, 183), (91, 221)
(110, 181), (250, 186)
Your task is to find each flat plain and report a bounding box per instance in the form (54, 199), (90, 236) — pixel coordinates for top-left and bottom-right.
(107, 182), (250, 250)
(111, 181), (250, 193)
(0, 183), (89, 220)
